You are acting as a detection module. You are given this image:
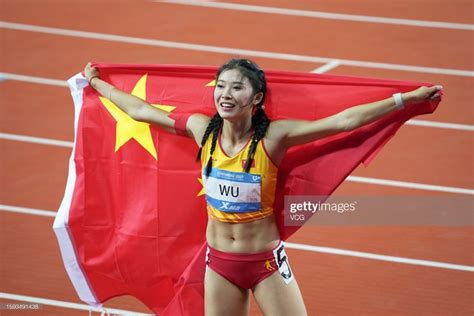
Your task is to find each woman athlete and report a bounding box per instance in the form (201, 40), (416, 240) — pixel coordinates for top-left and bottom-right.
(84, 59), (441, 316)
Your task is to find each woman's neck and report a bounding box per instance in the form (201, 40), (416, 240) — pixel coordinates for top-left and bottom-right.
(221, 119), (253, 145)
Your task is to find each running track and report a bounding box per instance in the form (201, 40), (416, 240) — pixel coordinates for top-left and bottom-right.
(0, 1), (473, 315)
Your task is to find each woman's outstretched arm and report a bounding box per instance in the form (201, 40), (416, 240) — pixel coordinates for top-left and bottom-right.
(273, 85), (443, 148)
(85, 63), (181, 135)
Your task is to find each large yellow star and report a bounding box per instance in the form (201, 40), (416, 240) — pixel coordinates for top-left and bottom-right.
(99, 74), (175, 160)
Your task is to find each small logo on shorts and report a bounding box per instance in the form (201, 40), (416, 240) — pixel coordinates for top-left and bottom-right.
(264, 259), (276, 271)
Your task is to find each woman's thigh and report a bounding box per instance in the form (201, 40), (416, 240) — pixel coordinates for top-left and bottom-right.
(205, 267), (250, 316)
(253, 272), (307, 316)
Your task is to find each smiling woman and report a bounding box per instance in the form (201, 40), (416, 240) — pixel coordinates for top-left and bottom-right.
(84, 59), (441, 316)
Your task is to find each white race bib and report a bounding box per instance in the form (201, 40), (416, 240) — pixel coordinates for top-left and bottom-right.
(273, 242), (294, 284)
(204, 168), (261, 213)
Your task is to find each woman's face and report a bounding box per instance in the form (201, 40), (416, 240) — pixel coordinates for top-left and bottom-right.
(214, 69), (261, 121)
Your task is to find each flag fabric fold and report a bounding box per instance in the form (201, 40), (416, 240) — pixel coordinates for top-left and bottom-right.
(53, 63), (441, 315)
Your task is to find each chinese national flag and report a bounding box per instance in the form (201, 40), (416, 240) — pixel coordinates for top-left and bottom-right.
(53, 63), (441, 315)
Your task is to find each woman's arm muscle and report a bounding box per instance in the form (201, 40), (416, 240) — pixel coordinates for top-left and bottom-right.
(274, 85), (442, 149)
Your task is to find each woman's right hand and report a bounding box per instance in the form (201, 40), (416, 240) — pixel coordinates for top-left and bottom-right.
(84, 62), (99, 83)
(403, 85), (443, 105)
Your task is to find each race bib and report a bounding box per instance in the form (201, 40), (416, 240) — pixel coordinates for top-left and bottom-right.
(273, 242), (294, 284)
(204, 168), (261, 213)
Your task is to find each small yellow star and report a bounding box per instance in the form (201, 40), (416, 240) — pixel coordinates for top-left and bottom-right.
(205, 80), (216, 87)
(100, 74), (175, 160)
(197, 177), (205, 197)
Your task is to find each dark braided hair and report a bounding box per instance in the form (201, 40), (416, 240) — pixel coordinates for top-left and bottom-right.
(197, 58), (270, 176)
(196, 112), (223, 176)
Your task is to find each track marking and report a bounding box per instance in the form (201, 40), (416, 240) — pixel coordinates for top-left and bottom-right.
(347, 176), (474, 195)
(311, 60), (341, 73)
(1, 204), (472, 272)
(0, 292), (152, 315)
(1, 22), (473, 77)
(405, 119), (474, 131)
(0, 72), (67, 87)
(0, 204), (57, 217)
(155, 0), (474, 31)
(0, 133), (73, 148)
(2, 72), (474, 133)
(1, 132), (473, 194)
(285, 243), (474, 272)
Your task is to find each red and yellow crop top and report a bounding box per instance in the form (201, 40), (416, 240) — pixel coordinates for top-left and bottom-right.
(201, 131), (278, 223)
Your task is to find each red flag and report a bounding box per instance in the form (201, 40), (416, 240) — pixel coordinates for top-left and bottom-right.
(53, 63), (441, 314)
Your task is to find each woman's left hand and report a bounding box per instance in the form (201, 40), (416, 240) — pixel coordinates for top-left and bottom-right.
(84, 62), (100, 83)
(404, 85), (443, 104)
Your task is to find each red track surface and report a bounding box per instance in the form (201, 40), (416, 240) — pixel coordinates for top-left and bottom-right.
(1, 1), (473, 315)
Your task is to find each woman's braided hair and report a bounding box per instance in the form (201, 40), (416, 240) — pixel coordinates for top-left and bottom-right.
(197, 58), (270, 176)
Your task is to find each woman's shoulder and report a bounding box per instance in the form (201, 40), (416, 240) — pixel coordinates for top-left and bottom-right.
(265, 119), (295, 142)
(188, 113), (211, 126)
(262, 120), (294, 165)
(186, 113), (212, 146)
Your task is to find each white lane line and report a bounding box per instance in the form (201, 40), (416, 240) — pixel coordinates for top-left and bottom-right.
(0, 204), (57, 217)
(0, 133), (73, 148)
(405, 119), (474, 131)
(285, 243), (474, 272)
(0, 72), (67, 87)
(1, 204), (472, 272)
(1, 132), (473, 194)
(0, 292), (152, 315)
(347, 176), (474, 195)
(311, 60), (341, 73)
(155, 0), (474, 31)
(1, 21), (473, 77)
(2, 72), (474, 133)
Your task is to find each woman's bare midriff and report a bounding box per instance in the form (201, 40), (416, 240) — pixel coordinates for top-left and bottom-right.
(206, 214), (280, 253)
